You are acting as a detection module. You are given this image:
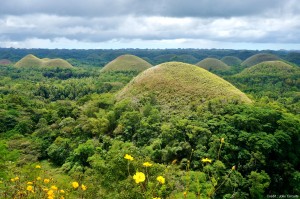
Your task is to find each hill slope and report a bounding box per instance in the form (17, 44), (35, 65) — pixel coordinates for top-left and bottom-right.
(101, 54), (152, 72)
(238, 61), (297, 77)
(117, 62), (251, 113)
(15, 54), (43, 68)
(15, 54), (73, 68)
(228, 61), (300, 109)
(196, 58), (230, 71)
(241, 53), (280, 67)
(221, 56), (242, 66)
(42, 58), (73, 68)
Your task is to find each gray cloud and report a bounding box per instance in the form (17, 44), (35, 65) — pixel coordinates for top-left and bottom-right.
(0, 0), (300, 49)
(0, 0), (290, 18)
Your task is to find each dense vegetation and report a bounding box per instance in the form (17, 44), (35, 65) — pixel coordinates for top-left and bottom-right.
(0, 49), (299, 199)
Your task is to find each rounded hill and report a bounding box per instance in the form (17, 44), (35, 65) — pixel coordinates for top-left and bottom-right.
(196, 58), (230, 71)
(238, 61), (297, 77)
(101, 54), (152, 72)
(117, 62), (251, 113)
(15, 54), (73, 68)
(42, 58), (73, 68)
(221, 56), (242, 66)
(241, 53), (280, 67)
(15, 54), (43, 68)
(0, 59), (12, 65)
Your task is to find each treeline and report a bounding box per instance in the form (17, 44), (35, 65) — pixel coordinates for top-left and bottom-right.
(1, 48), (299, 66)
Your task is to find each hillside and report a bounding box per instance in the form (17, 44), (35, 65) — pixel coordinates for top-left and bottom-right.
(241, 53), (281, 67)
(238, 61), (297, 77)
(221, 56), (242, 66)
(117, 62), (251, 113)
(101, 54), (152, 72)
(15, 54), (73, 68)
(196, 58), (230, 71)
(42, 58), (73, 68)
(228, 61), (300, 108)
(15, 54), (43, 68)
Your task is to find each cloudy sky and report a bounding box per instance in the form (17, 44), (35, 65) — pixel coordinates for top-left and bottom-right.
(0, 0), (300, 49)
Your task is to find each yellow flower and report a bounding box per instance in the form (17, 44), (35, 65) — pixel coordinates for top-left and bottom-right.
(157, 176), (165, 184)
(143, 162), (152, 167)
(72, 181), (79, 189)
(232, 165), (236, 171)
(60, 189), (65, 194)
(10, 178), (15, 182)
(133, 172), (145, 184)
(153, 197), (161, 199)
(51, 185), (58, 190)
(14, 177), (19, 181)
(221, 138), (225, 143)
(48, 197), (54, 199)
(27, 181), (33, 185)
(44, 178), (50, 183)
(47, 190), (54, 196)
(26, 185), (34, 192)
(81, 184), (87, 191)
(35, 165), (41, 169)
(124, 154), (134, 161)
(36, 176), (42, 181)
(201, 158), (212, 163)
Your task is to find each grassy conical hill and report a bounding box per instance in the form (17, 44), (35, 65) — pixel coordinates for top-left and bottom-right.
(15, 54), (73, 68)
(196, 58), (230, 71)
(101, 54), (152, 72)
(221, 56), (242, 66)
(117, 62), (251, 113)
(15, 54), (42, 68)
(0, 59), (12, 65)
(228, 61), (300, 105)
(241, 53), (280, 67)
(42, 59), (73, 68)
(238, 61), (297, 77)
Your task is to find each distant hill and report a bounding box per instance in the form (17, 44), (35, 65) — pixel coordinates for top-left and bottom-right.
(101, 54), (152, 72)
(153, 54), (199, 64)
(238, 61), (297, 77)
(196, 58), (230, 71)
(117, 62), (251, 114)
(228, 61), (300, 106)
(42, 58), (73, 68)
(15, 54), (42, 68)
(15, 54), (73, 68)
(221, 56), (242, 66)
(0, 59), (12, 65)
(241, 53), (281, 67)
